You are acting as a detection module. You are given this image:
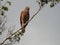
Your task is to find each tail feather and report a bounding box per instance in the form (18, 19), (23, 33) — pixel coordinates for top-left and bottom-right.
(22, 28), (25, 33)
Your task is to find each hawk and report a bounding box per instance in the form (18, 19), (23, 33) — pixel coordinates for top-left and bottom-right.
(20, 6), (30, 33)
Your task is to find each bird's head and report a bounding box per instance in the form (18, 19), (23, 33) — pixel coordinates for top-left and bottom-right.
(25, 6), (30, 10)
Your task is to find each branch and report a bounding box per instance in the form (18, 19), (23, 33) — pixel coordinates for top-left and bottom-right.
(0, 3), (43, 45)
(0, 17), (7, 28)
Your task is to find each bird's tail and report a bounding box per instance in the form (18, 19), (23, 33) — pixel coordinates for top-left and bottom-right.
(22, 28), (25, 33)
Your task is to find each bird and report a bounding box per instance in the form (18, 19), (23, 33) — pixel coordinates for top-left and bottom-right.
(20, 6), (30, 33)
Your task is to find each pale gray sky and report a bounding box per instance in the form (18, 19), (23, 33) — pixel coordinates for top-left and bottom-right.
(0, 0), (60, 45)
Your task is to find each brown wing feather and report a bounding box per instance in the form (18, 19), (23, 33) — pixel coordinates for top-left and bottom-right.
(20, 11), (23, 26)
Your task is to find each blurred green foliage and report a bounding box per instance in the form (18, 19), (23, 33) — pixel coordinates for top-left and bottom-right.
(7, 1), (11, 5)
(36, 0), (60, 7)
(1, 11), (4, 16)
(50, 3), (54, 7)
(1, 0), (3, 1)
(2, 6), (8, 11)
(0, 0), (11, 16)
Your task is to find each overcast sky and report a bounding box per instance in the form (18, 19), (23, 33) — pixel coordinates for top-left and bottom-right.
(0, 0), (60, 45)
